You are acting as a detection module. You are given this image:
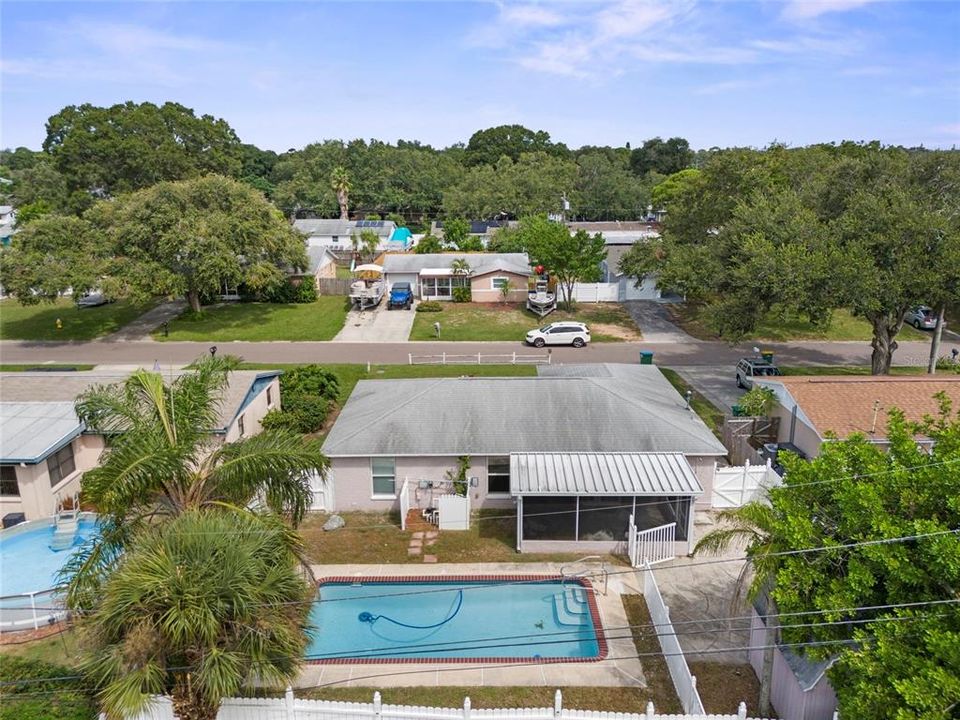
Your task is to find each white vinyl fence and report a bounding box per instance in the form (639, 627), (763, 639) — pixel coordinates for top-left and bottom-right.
(627, 517), (676, 567)
(120, 689), (771, 720)
(399, 479), (412, 531)
(437, 492), (470, 530)
(642, 562), (706, 715)
(711, 460), (781, 509)
(408, 353), (551, 365)
(569, 282), (620, 302)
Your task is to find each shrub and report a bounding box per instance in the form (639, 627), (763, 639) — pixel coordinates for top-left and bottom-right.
(451, 286), (472, 303)
(739, 386), (777, 417)
(261, 395), (329, 434)
(416, 301), (443, 313)
(0, 656), (96, 720)
(281, 365), (340, 401)
(936, 355), (960, 373)
(265, 279), (317, 304)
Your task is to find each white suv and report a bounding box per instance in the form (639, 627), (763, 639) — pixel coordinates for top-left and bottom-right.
(525, 322), (591, 348)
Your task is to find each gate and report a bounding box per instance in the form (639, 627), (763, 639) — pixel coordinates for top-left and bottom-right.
(722, 416), (780, 466)
(626, 516), (676, 567)
(712, 459), (780, 508)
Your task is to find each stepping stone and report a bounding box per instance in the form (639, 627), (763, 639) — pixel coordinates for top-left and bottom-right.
(426, 531), (439, 539)
(423, 555), (438, 563)
(426, 539), (436, 547)
(412, 532), (424, 539)
(409, 539), (423, 548)
(407, 547), (422, 556)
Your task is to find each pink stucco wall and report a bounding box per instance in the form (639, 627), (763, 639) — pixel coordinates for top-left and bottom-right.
(470, 272), (530, 303)
(223, 376), (281, 444)
(687, 455), (720, 510)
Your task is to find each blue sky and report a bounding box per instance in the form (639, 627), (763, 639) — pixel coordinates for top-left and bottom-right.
(2, 1), (958, 151)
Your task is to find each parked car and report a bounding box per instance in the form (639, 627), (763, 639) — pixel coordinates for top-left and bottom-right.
(525, 322), (591, 348)
(735, 356), (781, 389)
(388, 282), (413, 310)
(75, 291), (109, 308)
(904, 306), (944, 330)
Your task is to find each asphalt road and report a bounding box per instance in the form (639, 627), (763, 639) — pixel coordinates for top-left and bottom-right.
(1, 337), (955, 368)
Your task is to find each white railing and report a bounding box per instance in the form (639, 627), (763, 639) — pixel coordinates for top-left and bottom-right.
(408, 352), (551, 365)
(711, 460), (781, 508)
(399, 479), (411, 532)
(627, 517), (676, 567)
(642, 562), (707, 715)
(0, 587), (66, 632)
(121, 688), (771, 720)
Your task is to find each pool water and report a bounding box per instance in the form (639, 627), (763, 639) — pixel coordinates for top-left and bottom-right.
(0, 518), (99, 597)
(306, 578), (603, 661)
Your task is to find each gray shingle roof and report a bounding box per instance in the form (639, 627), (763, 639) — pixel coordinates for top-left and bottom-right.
(322, 365), (726, 457)
(510, 452), (702, 495)
(0, 370), (278, 435)
(382, 253), (531, 277)
(0, 402), (83, 463)
(293, 219), (396, 238)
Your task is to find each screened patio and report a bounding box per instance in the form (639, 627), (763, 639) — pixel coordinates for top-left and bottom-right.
(510, 452), (702, 556)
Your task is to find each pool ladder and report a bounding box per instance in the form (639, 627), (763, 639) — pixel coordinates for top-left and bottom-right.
(49, 493), (80, 552)
(559, 556), (608, 596)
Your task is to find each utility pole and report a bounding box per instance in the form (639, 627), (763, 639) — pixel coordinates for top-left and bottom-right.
(927, 304), (946, 374)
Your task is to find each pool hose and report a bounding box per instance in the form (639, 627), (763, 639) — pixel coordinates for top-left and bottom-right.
(358, 589), (463, 629)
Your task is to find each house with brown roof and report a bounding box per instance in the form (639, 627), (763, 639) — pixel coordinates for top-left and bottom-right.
(755, 375), (960, 458)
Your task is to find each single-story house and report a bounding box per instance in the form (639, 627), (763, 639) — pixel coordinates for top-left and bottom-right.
(432, 220), (516, 245)
(749, 593), (839, 720)
(566, 221), (662, 299)
(755, 375), (960, 458)
(320, 364), (727, 554)
(292, 219), (411, 253)
(382, 252), (532, 302)
(0, 369), (281, 521)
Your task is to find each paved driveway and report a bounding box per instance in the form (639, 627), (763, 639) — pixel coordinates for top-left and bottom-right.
(622, 301), (694, 343)
(673, 365), (745, 414)
(332, 301), (417, 342)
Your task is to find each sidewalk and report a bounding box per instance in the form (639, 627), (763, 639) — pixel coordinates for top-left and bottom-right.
(100, 299), (186, 342)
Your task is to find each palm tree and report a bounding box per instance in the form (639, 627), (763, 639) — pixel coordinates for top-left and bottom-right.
(62, 359), (328, 608)
(83, 509), (313, 720)
(450, 258), (472, 277)
(330, 166), (350, 220)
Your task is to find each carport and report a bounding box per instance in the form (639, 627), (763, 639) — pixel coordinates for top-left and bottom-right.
(511, 452), (701, 557)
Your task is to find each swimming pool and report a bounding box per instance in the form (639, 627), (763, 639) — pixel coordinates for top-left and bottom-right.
(306, 575), (606, 663)
(0, 515), (98, 631)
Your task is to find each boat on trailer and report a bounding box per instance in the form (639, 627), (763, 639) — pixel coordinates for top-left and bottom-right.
(526, 277), (556, 318)
(349, 263), (385, 310)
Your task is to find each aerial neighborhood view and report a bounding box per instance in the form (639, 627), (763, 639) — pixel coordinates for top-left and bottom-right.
(1, 1), (958, 719)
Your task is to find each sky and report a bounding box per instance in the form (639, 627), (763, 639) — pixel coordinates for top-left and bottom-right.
(2, 1), (958, 152)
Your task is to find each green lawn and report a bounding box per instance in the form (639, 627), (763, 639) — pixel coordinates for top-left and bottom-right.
(0, 629), (85, 667)
(153, 298), (350, 342)
(0, 364), (95, 371)
(0, 298), (156, 341)
(409, 302), (641, 342)
(669, 304), (929, 342)
(778, 365), (927, 377)
(659, 368), (724, 437)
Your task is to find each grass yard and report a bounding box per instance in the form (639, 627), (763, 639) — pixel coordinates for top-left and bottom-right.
(779, 365), (927, 377)
(0, 298), (156, 341)
(659, 368), (724, 437)
(409, 302), (641, 342)
(301, 510), (627, 565)
(669, 304), (929, 343)
(0, 364), (95, 371)
(0, 628), (85, 667)
(153, 298), (350, 342)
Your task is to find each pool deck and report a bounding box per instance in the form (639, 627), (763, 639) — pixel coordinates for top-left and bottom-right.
(301, 562), (647, 689)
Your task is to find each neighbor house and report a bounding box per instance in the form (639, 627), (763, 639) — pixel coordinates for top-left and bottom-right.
(566, 221), (662, 300)
(755, 375), (960, 459)
(382, 252), (532, 302)
(0, 370), (281, 521)
(432, 219), (515, 246)
(293, 219), (411, 253)
(0, 205), (14, 247)
(319, 364), (726, 555)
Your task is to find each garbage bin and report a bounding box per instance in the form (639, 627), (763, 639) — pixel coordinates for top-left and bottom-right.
(761, 350), (774, 363)
(2, 512), (25, 529)
(731, 405), (745, 417)
(639, 350), (654, 365)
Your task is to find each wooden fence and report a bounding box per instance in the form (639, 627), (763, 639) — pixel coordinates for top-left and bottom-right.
(721, 417), (779, 466)
(317, 278), (354, 295)
(122, 689), (774, 720)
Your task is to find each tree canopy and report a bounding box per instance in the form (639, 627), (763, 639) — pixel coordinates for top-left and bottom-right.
(464, 124), (569, 166)
(43, 101), (243, 197)
(629, 136), (694, 176)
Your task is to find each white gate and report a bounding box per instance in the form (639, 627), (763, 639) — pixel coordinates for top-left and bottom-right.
(627, 516), (676, 567)
(618, 275), (662, 300)
(308, 470), (333, 512)
(711, 459), (780, 508)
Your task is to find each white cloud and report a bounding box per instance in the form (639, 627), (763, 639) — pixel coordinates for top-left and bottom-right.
(500, 4), (566, 28)
(781, 0), (878, 21)
(936, 123), (960, 138)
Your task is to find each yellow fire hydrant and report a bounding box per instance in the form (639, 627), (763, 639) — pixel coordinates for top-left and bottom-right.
(56, 318), (63, 331)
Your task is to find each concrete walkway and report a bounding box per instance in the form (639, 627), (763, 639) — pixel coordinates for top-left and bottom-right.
(101, 299), (186, 342)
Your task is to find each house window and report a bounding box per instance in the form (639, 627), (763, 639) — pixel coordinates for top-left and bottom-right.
(372, 458), (396, 496)
(491, 276), (510, 290)
(0, 466), (18, 496)
(487, 457), (510, 495)
(47, 443), (76, 487)
(266, 387), (274, 408)
(238, 415), (246, 437)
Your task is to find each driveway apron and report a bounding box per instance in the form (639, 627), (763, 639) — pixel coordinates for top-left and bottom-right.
(332, 302), (417, 342)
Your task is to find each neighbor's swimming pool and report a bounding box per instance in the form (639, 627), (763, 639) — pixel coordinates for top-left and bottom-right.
(306, 576), (606, 663)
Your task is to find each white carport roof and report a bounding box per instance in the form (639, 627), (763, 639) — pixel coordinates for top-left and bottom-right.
(510, 452), (703, 496)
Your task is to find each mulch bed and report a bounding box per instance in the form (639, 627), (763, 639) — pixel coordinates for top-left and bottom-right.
(688, 661), (777, 718)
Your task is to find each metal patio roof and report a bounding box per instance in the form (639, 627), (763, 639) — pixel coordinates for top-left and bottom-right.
(510, 452), (703, 496)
